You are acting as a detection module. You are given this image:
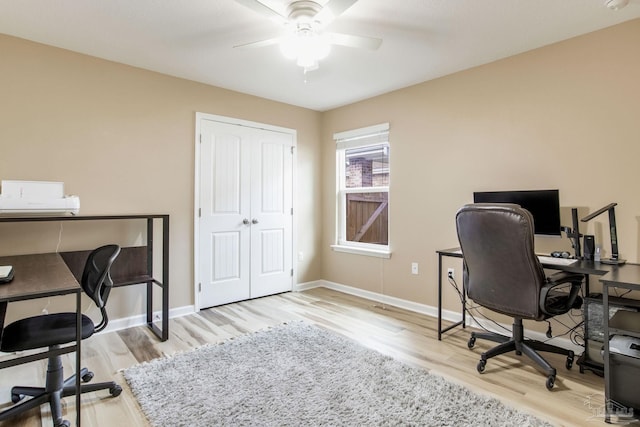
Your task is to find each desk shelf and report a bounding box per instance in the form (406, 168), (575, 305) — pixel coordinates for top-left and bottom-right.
(0, 214), (169, 341)
(601, 264), (640, 423)
(609, 311), (640, 339)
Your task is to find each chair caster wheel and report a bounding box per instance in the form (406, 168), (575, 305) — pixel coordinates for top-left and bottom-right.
(477, 359), (486, 373)
(468, 335), (476, 349)
(566, 355), (574, 370)
(55, 420), (70, 427)
(546, 375), (555, 390)
(110, 384), (122, 397)
(11, 393), (23, 404)
(82, 371), (94, 383)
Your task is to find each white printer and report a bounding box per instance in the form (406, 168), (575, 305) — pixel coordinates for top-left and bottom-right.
(0, 180), (80, 215)
(610, 335), (640, 359)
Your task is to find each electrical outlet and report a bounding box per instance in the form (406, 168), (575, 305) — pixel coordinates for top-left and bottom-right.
(411, 262), (419, 275)
(447, 268), (455, 280)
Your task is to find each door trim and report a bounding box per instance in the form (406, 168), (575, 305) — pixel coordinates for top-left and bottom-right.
(194, 113), (297, 311)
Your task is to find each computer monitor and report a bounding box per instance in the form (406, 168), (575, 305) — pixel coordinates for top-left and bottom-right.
(472, 189), (561, 236)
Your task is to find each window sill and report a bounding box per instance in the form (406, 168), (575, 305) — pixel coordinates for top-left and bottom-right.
(331, 244), (391, 259)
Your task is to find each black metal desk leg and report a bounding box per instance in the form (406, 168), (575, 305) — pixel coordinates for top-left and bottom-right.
(438, 253), (443, 340)
(146, 218), (153, 328)
(75, 290), (81, 427)
(161, 216), (169, 341)
(603, 283), (610, 424)
(462, 281), (466, 329)
(437, 250), (466, 339)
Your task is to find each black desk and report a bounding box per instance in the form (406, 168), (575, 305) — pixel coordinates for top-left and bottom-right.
(0, 214), (170, 341)
(437, 247), (640, 420)
(436, 247), (616, 373)
(0, 253), (83, 426)
(600, 264), (640, 423)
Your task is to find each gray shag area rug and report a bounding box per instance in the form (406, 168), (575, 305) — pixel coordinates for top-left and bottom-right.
(123, 322), (552, 427)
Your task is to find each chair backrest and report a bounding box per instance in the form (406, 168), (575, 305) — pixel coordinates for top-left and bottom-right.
(455, 203), (546, 319)
(81, 244), (121, 332)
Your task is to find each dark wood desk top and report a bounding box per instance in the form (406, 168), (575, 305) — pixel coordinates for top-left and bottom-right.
(0, 214), (169, 223)
(436, 247), (463, 257)
(0, 253), (80, 302)
(600, 263), (640, 290)
(552, 259), (615, 276)
(437, 246), (617, 276)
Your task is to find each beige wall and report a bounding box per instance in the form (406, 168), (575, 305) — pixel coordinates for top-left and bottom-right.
(0, 34), (323, 322)
(2, 18), (639, 328)
(321, 19), (640, 317)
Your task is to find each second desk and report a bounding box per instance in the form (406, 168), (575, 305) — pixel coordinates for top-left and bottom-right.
(0, 253), (83, 426)
(436, 246), (614, 374)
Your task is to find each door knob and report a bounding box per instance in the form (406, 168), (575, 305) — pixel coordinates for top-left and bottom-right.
(252, 219), (259, 224)
(243, 218), (250, 225)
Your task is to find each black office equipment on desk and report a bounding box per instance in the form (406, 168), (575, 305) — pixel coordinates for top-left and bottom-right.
(583, 235), (595, 261)
(472, 189), (561, 236)
(582, 203), (626, 265)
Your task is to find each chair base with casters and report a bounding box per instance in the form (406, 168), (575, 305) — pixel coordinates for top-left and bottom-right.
(467, 318), (574, 390)
(0, 344), (122, 427)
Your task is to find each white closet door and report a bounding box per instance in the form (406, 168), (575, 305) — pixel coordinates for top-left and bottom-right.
(198, 118), (293, 308)
(250, 131), (293, 298)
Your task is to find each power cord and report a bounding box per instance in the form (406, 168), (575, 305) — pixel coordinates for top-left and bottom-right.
(447, 275), (585, 348)
(447, 275), (511, 336)
(56, 222), (63, 252)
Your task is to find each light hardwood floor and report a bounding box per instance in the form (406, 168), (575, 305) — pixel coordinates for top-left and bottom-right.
(0, 287), (629, 426)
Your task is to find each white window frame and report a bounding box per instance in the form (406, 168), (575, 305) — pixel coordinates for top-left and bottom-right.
(331, 123), (391, 258)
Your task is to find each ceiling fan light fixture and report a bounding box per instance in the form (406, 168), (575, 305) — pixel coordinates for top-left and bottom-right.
(605, 0), (630, 10)
(280, 34), (301, 59)
(279, 30), (331, 69)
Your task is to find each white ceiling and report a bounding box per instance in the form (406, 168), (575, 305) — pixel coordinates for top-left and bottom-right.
(1, 0), (639, 111)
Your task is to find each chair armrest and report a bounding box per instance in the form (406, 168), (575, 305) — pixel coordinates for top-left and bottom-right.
(540, 271), (584, 316)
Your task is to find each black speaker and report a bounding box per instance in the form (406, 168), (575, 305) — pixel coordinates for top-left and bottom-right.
(584, 235), (595, 261)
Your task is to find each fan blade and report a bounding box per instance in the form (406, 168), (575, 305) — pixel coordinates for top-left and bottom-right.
(235, 0), (287, 23)
(315, 0), (358, 25)
(328, 32), (382, 50)
(234, 37), (282, 49)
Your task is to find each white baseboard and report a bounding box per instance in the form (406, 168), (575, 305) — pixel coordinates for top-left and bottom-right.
(98, 304), (195, 335)
(295, 279), (583, 354)
(102, 282), (582, 354)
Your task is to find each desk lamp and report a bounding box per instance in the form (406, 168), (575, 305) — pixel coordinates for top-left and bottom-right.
(581, 203), (626, 265)
(561, 208), (583, 259)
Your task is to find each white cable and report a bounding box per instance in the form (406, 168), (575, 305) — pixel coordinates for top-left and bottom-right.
(55, 222), (63, 253)
(42, 298), (50, 314)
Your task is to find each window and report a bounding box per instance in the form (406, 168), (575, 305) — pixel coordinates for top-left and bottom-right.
(333, 123), (390, 257)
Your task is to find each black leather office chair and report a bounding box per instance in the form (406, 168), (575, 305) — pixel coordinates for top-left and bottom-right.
(455, 204), (584, 390)
(0, 244), (122, 427)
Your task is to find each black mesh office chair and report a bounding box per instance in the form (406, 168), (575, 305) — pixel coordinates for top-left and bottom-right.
(0, 244), (122, 427)
(455, 204), (584, 390)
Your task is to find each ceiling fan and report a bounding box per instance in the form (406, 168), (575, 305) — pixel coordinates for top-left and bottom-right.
(605, 0), (630, 9)
(235, 0), (382, 72)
